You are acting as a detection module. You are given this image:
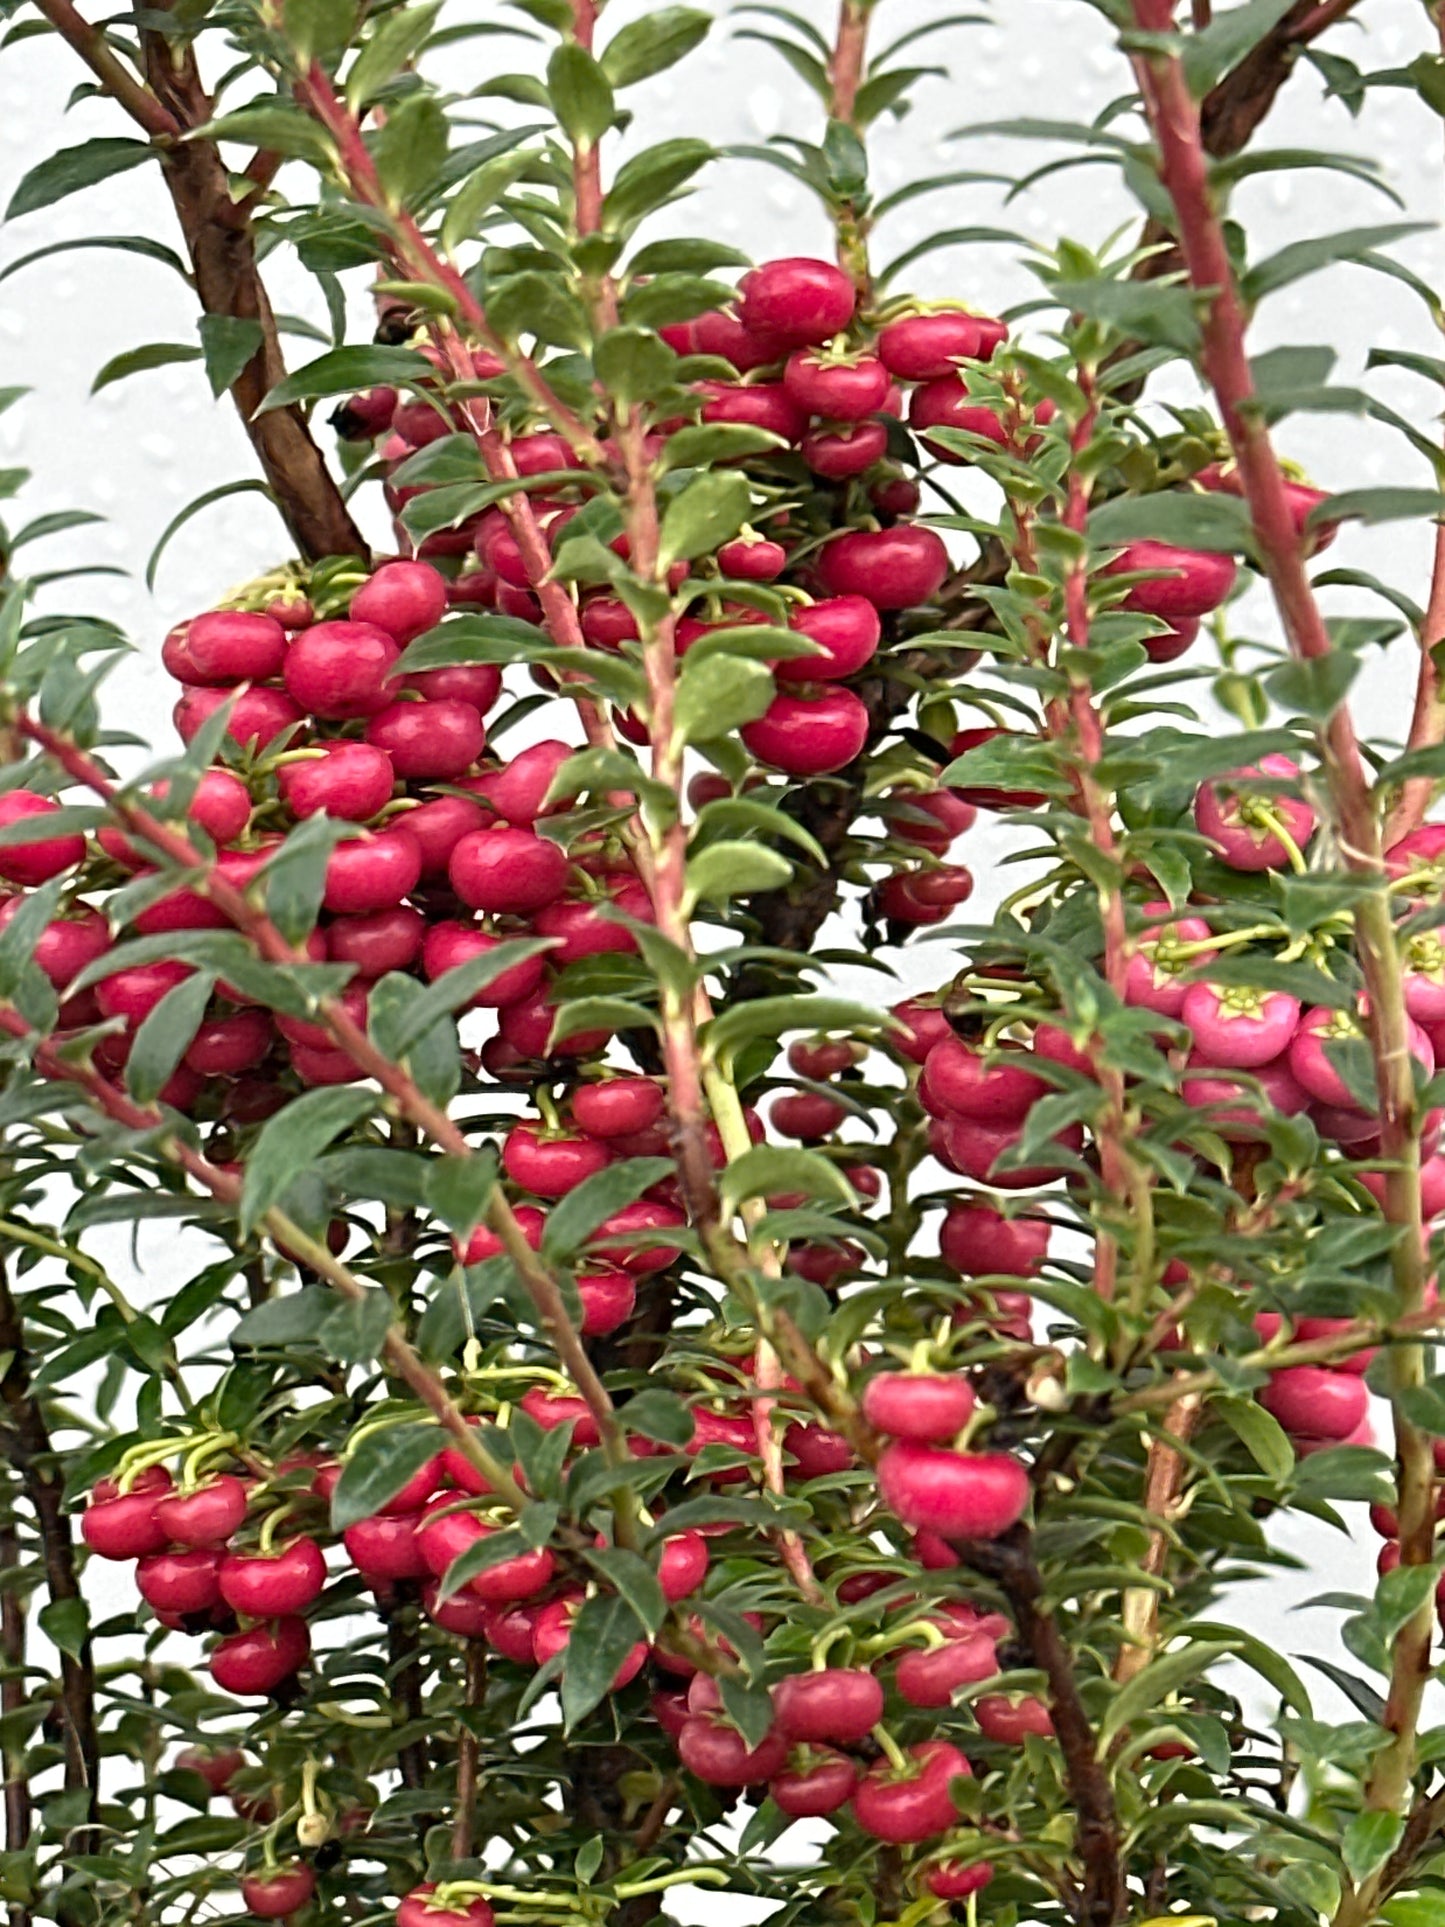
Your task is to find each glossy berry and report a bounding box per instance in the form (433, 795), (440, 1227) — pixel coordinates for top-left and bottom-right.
(876, 309), (1008, 378)
(180, 611), (286, 685)
(502, 1123), (611, 1197)
(851, 1740), (971, 1844)
(323, 827), (423, 914)
(738, 256), (856, 346)
(1108, 539), (1238, 620)
(677, 1713), (789, 1786)
(218, 1538), (327, 1618)
(862, 1371), (976, 1443)
(717, 535), (787, 580)
(365, 697), (485, 780)
(783, 350), (890, 419)
(137, 1547), (225, 1614)
(1194, 755), (1316, 872)
(1260, 1366), (1369, 1442)
(803, 420), (890, 478)
(776, 595), (881, 683)
(572, 1077), (665, 1138)
(770, 1748), (860, 1817)
(742, 688), (869, 776)
(278, 742), (394, 821)
(909, 380), (1008, 462)
(922, 1034), (1046, 1122)
(342, 1514), (429, 1583)
(350, 559), (448, 642)
(209, 1616), (310, 1696)
(0, 792), (85, 885)
(816, 526), (950, 609)
(699, 380), (806, 443)
(773, 1667), (884, 1745)
(422, 923), (548, 1009)
(282, 621), (401, 719)
(325, 904), (426, 977)
(927, 1862), (995, 1901)
(449, 825), (569, 915)
(1182, 982), (1301, 1069)
(397, 1887), (495, 1927)
(896, 1631), (999, 1708)
(939, 1203), (1049, 1277)
(239, 1865), (316, 1919)
(877, 1440), (1030, 1539)
(154, 1474), (249, 1549)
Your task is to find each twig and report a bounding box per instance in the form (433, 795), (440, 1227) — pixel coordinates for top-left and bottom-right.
(451, 1642), (485, 1860)
(0, 1508), (32, 1927)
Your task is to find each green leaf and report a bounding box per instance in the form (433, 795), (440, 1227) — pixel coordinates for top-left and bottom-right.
(1051, 277), (1199, 352)
(560, 1593), (646, 1728)
(424, 1151), (500, 1242)
(593, 326), (678, 406)
(126, 971), (215, 1108)
(436, 1523), (531, 1603)
(540, 1158), (674, 1262)
(346, 0), (442, 108)
(188, 102), (335, 163)
(262, 816), (351, 945)
(1098, 1640), (1237, 1748)
(604, 138), (713, 230)
(1312, 487), (1445, 528)
(1089, 489), (1253, 553)
(330, 1422), (440, 1530)
(659, 422), (787, 470)
(602, 6), (710, 85)
(1375, 1562), (1441, 1642)
(1264, 651), (1360, 721)
(720, 1145), (856, 1215)
(1343, 1809), (1405, 1885)
(91, 342), (203, 395)
(707, 995), (893, 1069)
(1214, 1395), (1293, 1482)
(684, 840), (793, 905)
(621, 1388), (695, 1447)
(658, 470), (753, 565)
(548, 41), (615, 146)
(487, 270), (590, 350)
(284, 0), (358, 65)
(1180, 0), (1297, 97)
(673, 653), (775, 745)
(0, 234), (189, 288)
(1243, 223), (1431, 302)
(586, 1545), (668, 1636)
(256, 345), (434, 414)
(241, 1088), (376, 1234)
(7, 137), (153, 219)
(38, 1597), (89, 1662)
(441, 148), (539, 254)
(318, 1288), (395, 1365)
(373, 94), (450, 209)
(231, 1286), (334, 1348)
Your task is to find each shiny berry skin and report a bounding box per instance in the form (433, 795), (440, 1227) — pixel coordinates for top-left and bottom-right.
(342, 1514), (429, 1582)
(816, 526), (950, 609)
(174, 1745), (246, 1794)
(0, 792), (85, 886)
(137, 1548), (225, 1614)
(738, 257), (856, 347)
(533, 1595), (648, 1686)
(449, 825), (569, 915)
(938, 1114), (1084, 1188)
(218, 1538), (327, 1618)
(658, 1530), (710, 1601)
(180, 611), (287, 685)
(946, 725), (1049, 809)
(783, 350), (890, 419)
(96, 960), (190, 1027)
(878, 1441), (1030, 1539)
(532, 894), (643, 964)
(502, 1123), (611, 1197)
(801, 421), (889, 478)
(770, 1748), (860, 1817)
(278, 742), (394, 821)
(940, 1203), (1049, 1277)
(772, 1090), (847, 1140)
(927, 1862), (995, 1901)
(691, 307), (781, 371)
(572, 1077), (665, 1138)
(401, 794), (493, 877)
(877, 309), (1007, 379)
(891, 789), (976, 852)
(742, 688), (869, 776)
(325, 903), (425, 977)
(365, 697), (485, 780)
(896, 1630), (999, 1708)
(699, 380), (807, 443)
(239, 1865), (316, 1919)
(185, 769), (253, 845)
(423, 922), (548, 1009)
(1182, 982), (1301, 1069)
(975, 1694), (1054, 1742)
(890, 999), (953, 1064)
(1194, 754), (1316, 872)
(350, 559), (448, 642)
(518, 1385), (599, 1445)
(154, 1474), (249, 1549)
(424, 1580), (495, 1637)
(82, 1466), (174, 1559)
(851, 1740), (972, 1844)
(677, 1713), (789, 1786)
(785, 1422), (854, 1477)
(1108, 539), (1238, 620)
(591, 1198), (686, 1272)
(174, 684), (306, 755)
(1260, 1365), (1369, 1441)
(468, 740), (576, 824)
(0, 902), (110, 993)
(909, 380), (1008, 461)
(397, 1886), (495, 1927)
(577, 1267), (637, 1336)
(776, 595), (881, 684)
(209, 1616), (310, 1696)
(773, 1667), (884, 1745)
(717, 535), (787, 580)
(323, 827), (423, 914)
(862, 1371), (976, 1443)
(182, 1011), (273, 1078)
(282, 620), (401, 719)
(408, 666), (503, 721)
(922, 1035), (1047, 1122)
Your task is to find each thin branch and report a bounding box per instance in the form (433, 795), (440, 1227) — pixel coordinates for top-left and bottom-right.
(451, 1643), (485, 1861)
(0, 1507), (32, 1927)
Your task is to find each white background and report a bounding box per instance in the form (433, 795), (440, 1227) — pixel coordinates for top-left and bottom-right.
(2, 0), (1444, 1868)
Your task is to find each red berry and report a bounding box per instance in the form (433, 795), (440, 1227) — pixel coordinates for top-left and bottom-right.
(174, 685), (305, 754)
(136, 1547), (225, 1615)
(717, 535), (787, 580)
(186, 769), (253, 845)
(397, 1886), (495, 1927)
(1194, 755), (1316, 872)
(180, 611), (287, 685)
(1182, 982), (1301, 1069)
(816, 527), (949, 609)
(173, 1746), (246, 1795)
(572, 1077), (665, 1138)
(891, 789), (976, 853)
(1107, 539), (1238, 620)
(218, 1538), (327, 1618)
(239, 1864), (316, 1919)
(350, 559), (448, 642)
(801, 421), (890, 477)
(517, 1385), (599, 1445)
(154, 1475), (249, 1549)
(399, 793), (493, 875)
(278, 742), (395, 822)
(877, 310), (1007, 379)
(773, 1667), (884, 1745)
(502, 1122), (611, 1197)
(590, 1198), (686, 1272)
(940, 1204), (1049, 1277)
(209, 1616), (310, 1696)
(325, 904), (425, 977)
(185, 1010), (274, 1078)
(282, 621), (401, 719)
(691, 308), (781, 372)
(1260, 1365), (1369, 1442)
(342, 1514), (429, 1583)
(777, 596), (881, 684)
(770, 1748), (860, 1817)
(921, 1035), (1047, 1122)
(909, 380), (1008, 462)
(975, 1693), (1054, 1742)
(96, 960), (190, 1027)
(533, 1594), (648, 1686)
(699, 380), (807, 444)
(896, 1630), (999, 1708)
(422, 923), (547, 1008)
(450, 826), (569, 915)
(878, 1441), (1030, 1539)
(862, 1371), (976, 1443)
(738, 257), (856, 347)
(783, 350), (890, 419)
(927, 1861), (995, 1901)
(946, 725), (1048, 810)
(468, 741), (576, 824)
(406, 662), (502, 712)
(0, 792), (85, 886)
(365, 698), (485, 780)
(323, 827), (423, 914)
(851, 1740), (971, 1844)
(742, 687), (869, 776)
(677, 1713), (789, 1786)
(658, 1530), (710, 1601)
(424, 1580), (495, 1637)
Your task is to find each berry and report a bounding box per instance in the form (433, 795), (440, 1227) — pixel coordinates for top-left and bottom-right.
(406, 662), (503, 711)
(154, 1475), (249, 1549)
(946, 726), (1049, 809)
(282, 621), (401, 719)
(502, 1123), (611, 1197)
(350, 559), (448, 642)
(1260, 1366), (1369, 1442)
(773, 1668), (884, 1745)
(0, 792), (85, 885)
(851, 1740), (971, 1844)
(909, 380), (1008, 462)
(1194, 755), (1316, 872)
(577, 1267), (637, 1336)
(239, 1865), (316, 1919)
(677, 1713), (789, 1786)
(278, 742), (394, 821)
(738, 257), (856, 346)
(877, 309), (1007, 379)
(1108, 540), (1237, 619)
(783, 350), (890, 419)
(397, 1886), (495, 1927)
(209, 1616), (310, 1696)
(862, 1371), (976, 1442)
(741, 688), (869, 776)
(816, 527), (950, 609)
(974, 1693), (1054, 1742)
(532, 1595), (648, 1686)
(449, 826), (569, 915)
(770, 1749), (860, 1817)
(777, 596), (881, 683)
(174, 684), (305, 753)
(922, 1035), (1047, 1122)
(342, 1515), (429, 1583)
(940, 1204), (1049, 1277)
(877, 1440), (1030, 1539)
(325, 904), (426, 976)
(717, 535), (787, 580)
(323, 827), (423, 914)
(400, 793), (492, 875)
(218, 1538), (327, 1618)
(180, 611), (286, 685)
(896, 1630), (999, 1708)
(423, 923), (548, 1008)
(658, 1530), (710, 1601)
(699, 380), (806, 443)
(927, 1862), (995, 1901)
(801, 420), (890, 477)
(365, 697), (485, 780)
(136, 1547), (225, 1615)
(468, 741), (576, 824)
(1181, 982), (1301, 1069)
(572, 1077), (665, 1138)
